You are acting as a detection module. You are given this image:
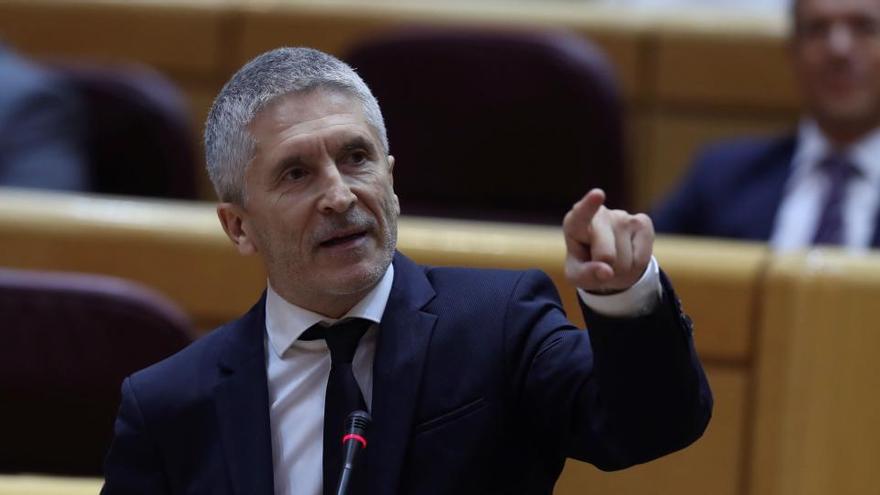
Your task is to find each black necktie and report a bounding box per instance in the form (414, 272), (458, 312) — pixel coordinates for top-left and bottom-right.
(300, 318), (371, 495)
(813, 153), (859, 246)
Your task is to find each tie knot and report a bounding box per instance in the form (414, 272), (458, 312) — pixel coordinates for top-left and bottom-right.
(820, 153), (859, 181)
(300, 318), (371, 364)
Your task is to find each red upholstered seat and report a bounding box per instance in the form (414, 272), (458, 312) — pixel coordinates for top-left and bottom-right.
(345, 28), (627, 224)
(0, 269), (195, 475)
(54, 63), (198, 199)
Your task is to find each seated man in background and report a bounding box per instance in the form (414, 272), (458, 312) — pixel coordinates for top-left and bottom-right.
(653, 0), (880, 250)
(102, 47), (711, 495)
(0, 44), (90, 191)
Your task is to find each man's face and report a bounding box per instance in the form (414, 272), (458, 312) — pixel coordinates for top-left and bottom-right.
(219, 89), (399, 316)
(792, 0), (880, 141)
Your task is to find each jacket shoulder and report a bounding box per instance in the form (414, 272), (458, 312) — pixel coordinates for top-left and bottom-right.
(691, 134), (796, 173)
(123, 297), (264, 416)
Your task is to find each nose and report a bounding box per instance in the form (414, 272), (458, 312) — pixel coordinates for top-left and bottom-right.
(828, 22), (855, 56)
(317, 166), (356, 213)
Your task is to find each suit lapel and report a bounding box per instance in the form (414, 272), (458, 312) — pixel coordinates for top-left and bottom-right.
(213, 294), (275, 495)
(871, 205), (880, 247)
(366, 253), (437, 494)
(751, 136), (797, 240)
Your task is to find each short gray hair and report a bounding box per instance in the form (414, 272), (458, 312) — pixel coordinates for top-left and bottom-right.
(204, 47), (388, 204)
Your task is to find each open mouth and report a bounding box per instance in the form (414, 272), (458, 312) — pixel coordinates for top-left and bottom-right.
(319, 231), (367, 248)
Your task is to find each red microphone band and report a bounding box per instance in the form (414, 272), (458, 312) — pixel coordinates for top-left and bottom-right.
(342, 434), (367, 448)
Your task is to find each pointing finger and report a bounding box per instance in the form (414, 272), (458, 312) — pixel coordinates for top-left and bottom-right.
(565, 188), (605, 236)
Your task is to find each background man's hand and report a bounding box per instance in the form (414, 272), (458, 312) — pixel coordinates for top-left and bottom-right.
(563, 188), (655, 293)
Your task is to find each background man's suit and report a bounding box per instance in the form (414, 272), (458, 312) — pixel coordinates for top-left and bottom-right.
(653, 134), (880, 247)
(102, 252), (712, 495)
(0, 45), (89, 191)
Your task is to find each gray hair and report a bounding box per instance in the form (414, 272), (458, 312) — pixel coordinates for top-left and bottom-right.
(204, 47), (388, 204)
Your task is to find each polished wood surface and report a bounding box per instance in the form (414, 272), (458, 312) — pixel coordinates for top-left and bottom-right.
(0, 188), (760, 362)
(751, 250), (880, 495)
(0, 475), (101, 495)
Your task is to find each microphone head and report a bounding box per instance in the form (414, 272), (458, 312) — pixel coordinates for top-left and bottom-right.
(345, 410), (371, 436)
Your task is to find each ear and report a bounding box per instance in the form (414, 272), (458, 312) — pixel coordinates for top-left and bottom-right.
(386, 154), (395, 179)
(217, 203), (258, 256)
(386, 155), (401, 215)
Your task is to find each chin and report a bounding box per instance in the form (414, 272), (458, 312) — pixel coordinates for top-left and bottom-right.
(325, 261), (388, 296)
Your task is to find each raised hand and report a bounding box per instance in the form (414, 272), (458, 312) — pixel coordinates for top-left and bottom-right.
(563, 188), (654, 293)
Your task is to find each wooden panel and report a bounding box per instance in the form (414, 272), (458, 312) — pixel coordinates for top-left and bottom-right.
(636, 111), (797, 210)
(0, 189), (763, 362)
(556, 366), (747, 495)
(563, 28), (642, 101)
(654, 32), (799, 109)
(0, 475), (101, 495)
(0, 190), (265, 331)
(235, 2), (642, 98)
(654, 236), (767, 362)
(0, 0), (231, 75)
(751, 250), (880, 495)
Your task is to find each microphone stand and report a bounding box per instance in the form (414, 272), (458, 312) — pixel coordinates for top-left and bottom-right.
(335, 410), (371, 495)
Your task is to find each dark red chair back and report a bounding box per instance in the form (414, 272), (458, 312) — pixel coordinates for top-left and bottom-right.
(55, 63), (198, 199)
(345, 28), (627, 223)
(0, 269), (195, 475)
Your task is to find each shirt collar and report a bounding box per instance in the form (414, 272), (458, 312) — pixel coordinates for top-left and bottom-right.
(793, 118), (880, 185)
(265, 264), (395, 358)
(791, 119), (831, 180)
(846, 126), (880, 186)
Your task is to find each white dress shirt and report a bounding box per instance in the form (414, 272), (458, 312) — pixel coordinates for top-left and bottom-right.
(264, 257), (662, 495)
(771, 120), (880, 252)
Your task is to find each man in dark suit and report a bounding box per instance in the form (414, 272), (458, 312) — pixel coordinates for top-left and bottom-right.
(102, 47), (712, 495)
(653, 0), (880, 250)
(0, 44), (89, 191)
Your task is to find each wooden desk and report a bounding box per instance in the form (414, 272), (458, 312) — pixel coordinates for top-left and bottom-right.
(752, 250), (880, 495)
(0, 475), (101, 495)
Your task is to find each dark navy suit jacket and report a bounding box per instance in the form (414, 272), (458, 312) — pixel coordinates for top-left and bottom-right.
(652, 134), (880, 246)
(102, 252), (712, 495)
(0, 45), (89, 191)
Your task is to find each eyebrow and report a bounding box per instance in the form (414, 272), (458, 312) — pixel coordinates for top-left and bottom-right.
(269, 155), (305, 180)
(339, 135), (378, 154)
(268, 134), (377, 178)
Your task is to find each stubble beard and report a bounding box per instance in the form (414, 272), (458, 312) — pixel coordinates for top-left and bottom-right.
(267, 205), (399, 307)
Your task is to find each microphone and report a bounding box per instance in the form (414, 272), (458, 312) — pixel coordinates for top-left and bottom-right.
(335, 410), (371, 495)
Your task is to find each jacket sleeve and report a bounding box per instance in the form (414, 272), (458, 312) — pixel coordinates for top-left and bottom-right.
(512, 269), (713, 471)
(101, 377), (170, 495)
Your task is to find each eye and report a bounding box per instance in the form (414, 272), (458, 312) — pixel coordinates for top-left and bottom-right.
(852, 16), (880, 37)
(283, 166), (308, 182)
(344, 150), (369, 167)
(801, 19), (831, 40)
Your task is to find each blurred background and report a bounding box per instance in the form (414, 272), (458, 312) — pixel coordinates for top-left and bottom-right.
(1, 1), (879, 495)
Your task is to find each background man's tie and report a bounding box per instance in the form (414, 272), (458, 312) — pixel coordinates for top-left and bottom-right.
(300, 318), (371, 495)
(813, 153), (860, 246)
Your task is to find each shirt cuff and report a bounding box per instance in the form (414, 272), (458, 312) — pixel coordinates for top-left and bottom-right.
(577, 256), (663, 318)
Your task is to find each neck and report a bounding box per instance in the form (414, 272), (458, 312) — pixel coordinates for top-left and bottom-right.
(270, 281), (372, 319)
(816, 118), (880, 148)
